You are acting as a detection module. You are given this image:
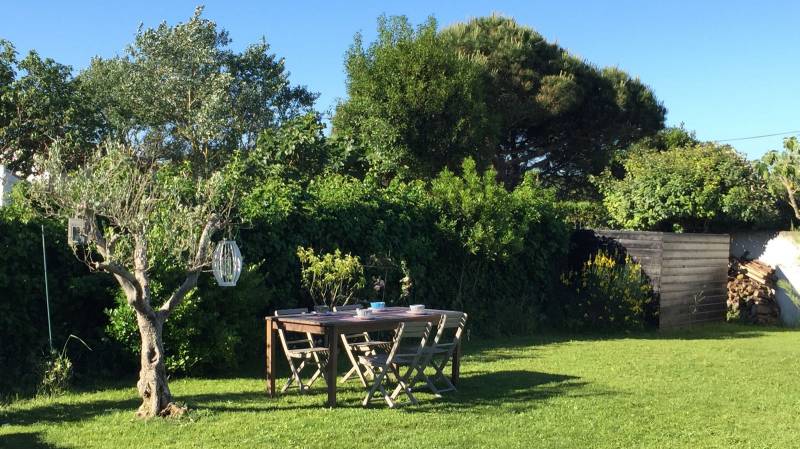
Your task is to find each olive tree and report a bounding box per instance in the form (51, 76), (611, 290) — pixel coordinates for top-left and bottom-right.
(30, 142), (237, 417)
(23, 8), (315, 418)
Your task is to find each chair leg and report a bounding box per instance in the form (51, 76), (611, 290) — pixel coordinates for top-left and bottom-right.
(410, 363), (442, 397)
(307, 367), (323, 388)
(308, 351), (330, 388)
(431, 358), (456, 393)
(389, 365), (418, 405)
(283, 359), (306, 393)
(379, 383), (395, 408)
(362, 366), (389, 407)
(340, 339), (369, 387)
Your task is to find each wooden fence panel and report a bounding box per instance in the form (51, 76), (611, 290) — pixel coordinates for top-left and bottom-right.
(660, 233), (729, 329)
(595, 230), (730, 330)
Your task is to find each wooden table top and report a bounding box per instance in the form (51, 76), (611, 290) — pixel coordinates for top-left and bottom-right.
(266, 307), (452, 328)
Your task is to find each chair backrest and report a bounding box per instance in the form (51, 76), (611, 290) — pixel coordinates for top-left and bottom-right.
(440, 312), (467, 329)
(314, 305), (330, 313)
(434, 312), (468, 347)
(398, 321), (431, 339)
(274, 308), (308, 316)
(333, 304), (362, 312)
(273, 308), (315, 353)
(386, 321), (432, 362)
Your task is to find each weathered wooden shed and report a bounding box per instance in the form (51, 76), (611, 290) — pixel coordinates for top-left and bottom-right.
(595, 230), (730, 329)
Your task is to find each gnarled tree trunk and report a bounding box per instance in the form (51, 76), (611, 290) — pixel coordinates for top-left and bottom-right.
(135, 311), (182, 418)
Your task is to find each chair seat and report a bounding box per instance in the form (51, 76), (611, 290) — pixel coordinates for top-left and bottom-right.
(359, 353), (418, 367)
(421, 346), (449, 354)
(350, 340), (391, 351)
(397, 344), (446, 354)
(286, 347), (329, 359)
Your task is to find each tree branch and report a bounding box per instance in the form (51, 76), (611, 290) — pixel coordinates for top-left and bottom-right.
(85, 211), (154, 319)
(159, 213), (222, 318)
(782, 178), (800, 221)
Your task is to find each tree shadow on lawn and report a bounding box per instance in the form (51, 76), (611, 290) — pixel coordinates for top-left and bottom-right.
(0, 370), (601, 423)
(0, 396), (139, 427)
(0, 431), (72, 449)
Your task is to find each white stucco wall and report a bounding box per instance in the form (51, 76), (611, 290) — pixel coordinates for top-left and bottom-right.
(0, 164), (19, 207)
(731, 231), (800, 326)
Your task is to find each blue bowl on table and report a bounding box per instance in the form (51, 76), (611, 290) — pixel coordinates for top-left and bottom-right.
(370, 301), (386, 310)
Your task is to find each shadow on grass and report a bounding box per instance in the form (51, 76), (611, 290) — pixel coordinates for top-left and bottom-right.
(0, 397), (139, 427)
(0, 431), (70, 448)
(1, 368), (595, 422)
(402, 369), (599, 413)
(181, 369), (592, 414)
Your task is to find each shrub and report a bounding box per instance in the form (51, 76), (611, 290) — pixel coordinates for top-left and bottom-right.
(106, 264), (272, 375)
(560, 250), (656, 331)
(423, 158), (570, 334)
(24, 156), (571, 380)
(297, 247), (365, 308)
(37, 335), (92, 397)
(238, 159), (569, 336)
(596, 143), (777, 232)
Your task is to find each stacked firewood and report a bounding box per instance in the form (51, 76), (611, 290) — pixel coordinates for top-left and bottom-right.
(727, 258), (780, 325)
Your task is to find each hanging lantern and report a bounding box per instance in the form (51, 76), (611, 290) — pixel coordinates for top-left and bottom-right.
(67, 217), (87, 246)
(212, 240), (242, 287)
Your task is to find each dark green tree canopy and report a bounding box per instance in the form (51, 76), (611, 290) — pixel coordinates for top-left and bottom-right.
(333, 14), (666, 193)
(332, 15), (493, 181)
(443, 15), (666, 192)
(0, 41), (104, 176)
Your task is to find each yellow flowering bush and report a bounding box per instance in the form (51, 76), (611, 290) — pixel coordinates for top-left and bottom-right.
(561, 250), (656, 330)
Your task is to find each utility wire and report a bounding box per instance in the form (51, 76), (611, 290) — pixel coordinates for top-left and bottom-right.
(714, 130), (800, 142)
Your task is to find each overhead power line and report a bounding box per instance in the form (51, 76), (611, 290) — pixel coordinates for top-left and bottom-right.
(714, 129), (800, 142)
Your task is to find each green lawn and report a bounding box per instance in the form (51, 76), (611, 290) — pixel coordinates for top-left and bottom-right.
(2, 324), (800, 449)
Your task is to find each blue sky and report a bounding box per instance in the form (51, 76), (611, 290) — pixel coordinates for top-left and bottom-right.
(4, 0), (799, 159)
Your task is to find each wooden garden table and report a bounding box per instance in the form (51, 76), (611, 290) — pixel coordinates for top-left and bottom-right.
(265, 307), (462, 407)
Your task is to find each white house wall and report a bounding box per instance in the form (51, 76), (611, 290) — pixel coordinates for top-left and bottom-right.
(0, 165), (19, 207)
(730, 231), (800, 326)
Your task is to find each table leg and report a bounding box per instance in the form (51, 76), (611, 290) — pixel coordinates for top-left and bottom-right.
(325, 326), (339, 407)
(266, 318), (276, 397)
(451, 340), (461, 386)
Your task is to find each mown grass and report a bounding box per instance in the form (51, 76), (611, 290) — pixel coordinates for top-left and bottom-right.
(2, 323), (800, 449)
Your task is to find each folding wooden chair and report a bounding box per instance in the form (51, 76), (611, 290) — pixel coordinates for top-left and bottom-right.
(413, 312), (468, 396)
(358, 320), (432, 408)
(274, 308), (329, 393)
(333, 304), (391, 387)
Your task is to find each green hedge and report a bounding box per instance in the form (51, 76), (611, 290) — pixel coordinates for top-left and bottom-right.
(234, 159), (570, 337)
(0, 210), (121, 398)
(5, 159), (571, 384)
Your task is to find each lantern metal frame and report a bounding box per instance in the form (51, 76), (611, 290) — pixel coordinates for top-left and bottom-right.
(212, 240), (242, 287)
(68, 217), (88, 246)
